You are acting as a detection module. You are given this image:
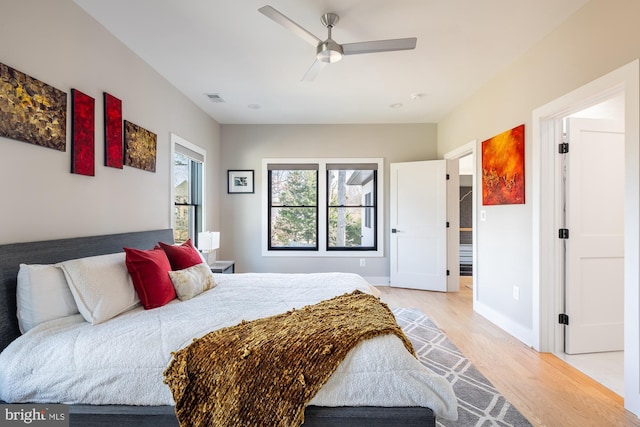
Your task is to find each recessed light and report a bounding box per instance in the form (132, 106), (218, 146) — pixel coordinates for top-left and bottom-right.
(389, 103), (403, 109)
(410, 93), (426, 100)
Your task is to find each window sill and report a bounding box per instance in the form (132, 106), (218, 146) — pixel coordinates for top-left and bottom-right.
(262, 250), (384, 258)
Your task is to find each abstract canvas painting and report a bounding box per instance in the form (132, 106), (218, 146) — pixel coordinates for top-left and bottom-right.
(481, 124), (525, 205)
(104, 92), (123, 168)
(124, 120), (156, 172)
(0, 62), (67, 150)
(71, 89), (95, 176)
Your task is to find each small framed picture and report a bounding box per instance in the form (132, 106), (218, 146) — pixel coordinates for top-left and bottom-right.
(228, 170), (254, 194)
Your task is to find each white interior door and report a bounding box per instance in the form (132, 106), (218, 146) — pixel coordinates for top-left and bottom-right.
(564, 118), (625, 354)
(390, 160), (447, 291)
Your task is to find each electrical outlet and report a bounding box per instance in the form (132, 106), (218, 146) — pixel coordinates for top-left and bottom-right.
(513, 286), (520, 301)
(359, 258), (366, 267)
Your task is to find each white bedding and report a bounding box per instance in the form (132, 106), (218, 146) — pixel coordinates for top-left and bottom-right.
(0, 272), (457, 420)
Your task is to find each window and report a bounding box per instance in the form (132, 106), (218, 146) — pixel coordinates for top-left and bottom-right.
(172, 134), (205, 245)
(268, 164), (318, 250)
(263, 158), (383, 257)
(327, 164), (377, 250)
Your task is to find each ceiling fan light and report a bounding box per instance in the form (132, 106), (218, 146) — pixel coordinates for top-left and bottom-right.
(317, 39), (343, 63)
(317, 50), (342, 63)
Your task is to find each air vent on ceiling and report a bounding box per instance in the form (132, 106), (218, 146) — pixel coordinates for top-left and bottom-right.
(205, 93), (225, 103)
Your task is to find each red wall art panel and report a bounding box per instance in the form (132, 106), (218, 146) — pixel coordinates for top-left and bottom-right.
(104, 92), (123, 168)
(124, 120), (157, 172)
(71, 89), (95, 176)
(0, 62), (67, 150)
(481, 124), (525, 205)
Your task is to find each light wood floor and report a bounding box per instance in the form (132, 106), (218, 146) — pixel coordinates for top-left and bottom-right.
(376, 283), (640, 427)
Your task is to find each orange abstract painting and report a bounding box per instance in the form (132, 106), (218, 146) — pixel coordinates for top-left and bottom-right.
(482, 124), (525, 205)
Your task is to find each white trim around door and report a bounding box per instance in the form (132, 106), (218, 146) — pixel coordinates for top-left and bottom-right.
(532, 59), (640, 416)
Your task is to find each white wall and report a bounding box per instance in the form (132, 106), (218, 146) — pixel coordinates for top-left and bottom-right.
(437, 0), (640, 353)
(0, 0), (221, 245)
(220, 123), (437, 278)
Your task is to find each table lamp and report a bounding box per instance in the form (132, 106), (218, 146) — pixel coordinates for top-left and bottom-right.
(197, 231), (220, 264)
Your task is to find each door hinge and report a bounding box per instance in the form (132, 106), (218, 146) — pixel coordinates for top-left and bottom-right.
(446, 173), (450, 180)
(446, 270), (450, 276)
(446, 221), (450, 228)
(558, 228), (569, 239)
(558, 313), (569, 325)
(559, 142), (569, 154)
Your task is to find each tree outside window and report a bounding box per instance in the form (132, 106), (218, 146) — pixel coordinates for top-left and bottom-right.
(327, 167), (376, 250)
(269, 168), (318, 249)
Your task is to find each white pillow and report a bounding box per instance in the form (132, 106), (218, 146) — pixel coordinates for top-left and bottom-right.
(58, 252), (140, 325)
(169, 262), (217, 301)
(16, 264), (79, 333)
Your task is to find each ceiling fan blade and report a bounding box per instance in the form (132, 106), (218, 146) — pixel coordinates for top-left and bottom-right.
(342, 37), (417, 55)
(258, 5), (321, 47)
(301, 59), (326, 82)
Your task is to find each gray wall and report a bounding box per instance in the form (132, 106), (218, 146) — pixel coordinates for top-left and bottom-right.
(437, 0), (640, 334)
(0, 0), (221, 244)
(219, 124), (437, 279)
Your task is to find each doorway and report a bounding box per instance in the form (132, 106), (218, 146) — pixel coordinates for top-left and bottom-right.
(532, 59), (640, 416)
(444, 141), (477, 302)
(556, 96), (625, 396)
(458, 154), (474, 287)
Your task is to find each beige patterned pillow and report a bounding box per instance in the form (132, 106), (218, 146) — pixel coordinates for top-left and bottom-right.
(169, 262), (217, 301)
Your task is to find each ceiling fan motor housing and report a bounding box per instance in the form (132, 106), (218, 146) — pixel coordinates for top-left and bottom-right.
(317, 13), (342, 63)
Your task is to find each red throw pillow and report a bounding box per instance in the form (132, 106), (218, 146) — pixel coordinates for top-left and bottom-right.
(158, 239), (203, 270)
(124, 247), (176, 309)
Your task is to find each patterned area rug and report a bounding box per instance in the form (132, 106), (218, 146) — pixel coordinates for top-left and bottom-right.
(393, 307), (533, 427)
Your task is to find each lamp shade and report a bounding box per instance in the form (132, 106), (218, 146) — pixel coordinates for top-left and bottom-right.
(197, 231), (220, 252)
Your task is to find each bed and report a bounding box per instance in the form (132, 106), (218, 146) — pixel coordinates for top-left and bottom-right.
(0, 229), (456, 426)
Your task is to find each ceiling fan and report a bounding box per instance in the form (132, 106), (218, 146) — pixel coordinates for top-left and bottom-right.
(258, 5), (417, 81)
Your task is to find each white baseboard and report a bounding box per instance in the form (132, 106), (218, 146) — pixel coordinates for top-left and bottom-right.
(368, 278), (535, 349)
(362, 276), (390, 286)
(474, 300), (536, 348)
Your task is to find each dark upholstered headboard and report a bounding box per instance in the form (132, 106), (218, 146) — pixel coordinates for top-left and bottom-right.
(0, 229), (174, 352)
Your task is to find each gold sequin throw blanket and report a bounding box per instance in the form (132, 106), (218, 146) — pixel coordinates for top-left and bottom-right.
(163, 290), (415, 427)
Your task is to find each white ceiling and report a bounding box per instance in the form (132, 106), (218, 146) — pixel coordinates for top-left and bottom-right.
(74, 0), (589, 125)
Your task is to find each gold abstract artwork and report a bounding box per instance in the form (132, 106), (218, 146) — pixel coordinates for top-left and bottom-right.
(0, 62), (67, 151)
(124, 120), (157, 172)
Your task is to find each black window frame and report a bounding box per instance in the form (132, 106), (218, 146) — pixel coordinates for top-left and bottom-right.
(326, 168), (378, 251)
(173, 152), (203, 245)
(266, 161), (379, 253)
(267, 166), (319, 251)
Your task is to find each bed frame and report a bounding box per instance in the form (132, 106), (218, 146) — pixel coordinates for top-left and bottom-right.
(0, 229), (435, 427)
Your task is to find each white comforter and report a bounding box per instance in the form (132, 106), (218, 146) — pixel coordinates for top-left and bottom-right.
(0, 272), (457, 420)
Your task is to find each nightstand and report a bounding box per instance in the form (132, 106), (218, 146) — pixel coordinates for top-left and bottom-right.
(210, 260), (235, 274)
